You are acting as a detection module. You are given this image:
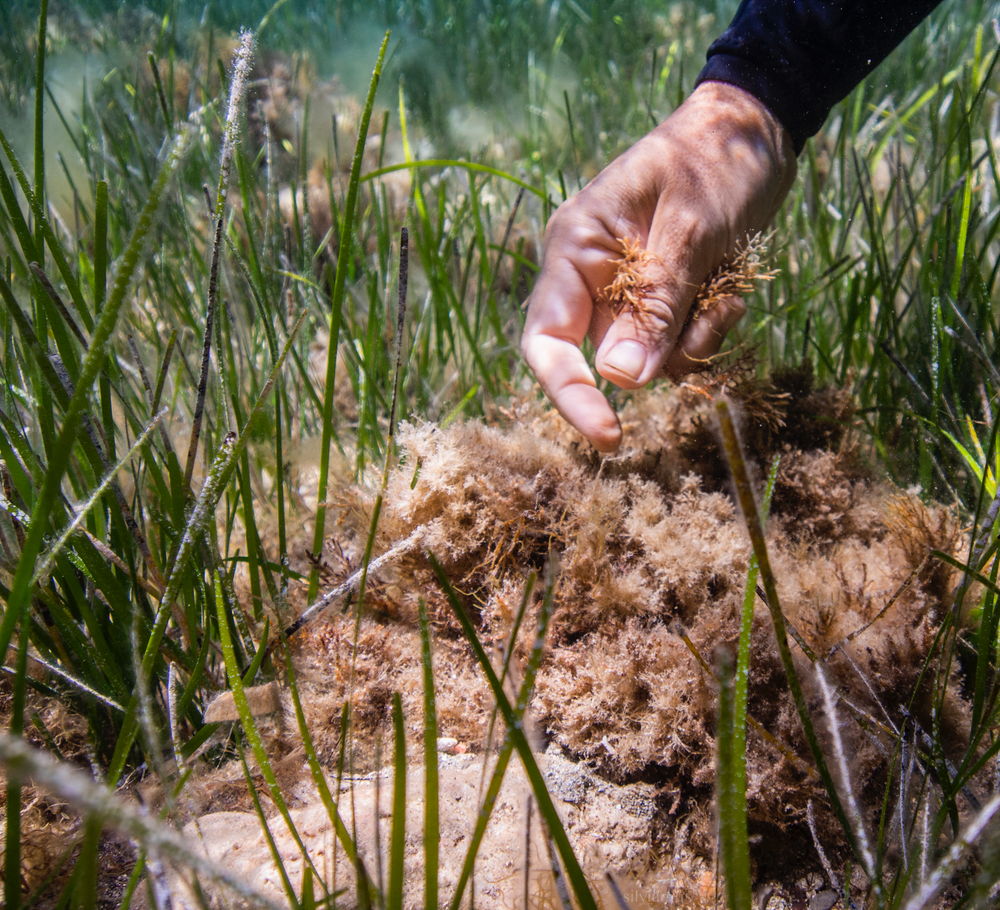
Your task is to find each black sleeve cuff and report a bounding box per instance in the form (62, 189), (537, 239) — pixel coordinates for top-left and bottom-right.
(695, 1), (943, 155)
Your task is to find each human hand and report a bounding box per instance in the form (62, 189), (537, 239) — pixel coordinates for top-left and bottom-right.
(521, 81), (797, 452)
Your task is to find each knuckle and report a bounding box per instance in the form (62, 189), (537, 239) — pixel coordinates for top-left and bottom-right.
(671, 206), (709, 250)
(623, 292), (683, 343)
(544, 194), (585, 237)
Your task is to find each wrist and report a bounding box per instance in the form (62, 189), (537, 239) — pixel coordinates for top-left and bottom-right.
(679, 81), (797, 228)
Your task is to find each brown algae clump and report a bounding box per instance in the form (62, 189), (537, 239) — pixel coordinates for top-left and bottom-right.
(600, 232), (777, 322)
(172, 375), (978, 910)
(281, 375), (973, 893)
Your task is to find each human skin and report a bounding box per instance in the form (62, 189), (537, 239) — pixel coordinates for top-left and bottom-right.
(521, 81), (798, 452)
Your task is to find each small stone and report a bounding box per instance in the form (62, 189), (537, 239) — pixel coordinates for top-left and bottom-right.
(436, 737), (458, 752)
(810, 891), (839, 910)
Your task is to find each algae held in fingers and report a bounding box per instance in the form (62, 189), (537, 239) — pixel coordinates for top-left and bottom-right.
(600, 232), (776, 325)
(599, 236), (657, 319)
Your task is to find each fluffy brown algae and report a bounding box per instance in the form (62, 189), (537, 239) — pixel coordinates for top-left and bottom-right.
(283, 362), (980, 899)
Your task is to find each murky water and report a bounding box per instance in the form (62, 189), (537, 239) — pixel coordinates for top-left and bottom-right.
(1, 46), (113, 216)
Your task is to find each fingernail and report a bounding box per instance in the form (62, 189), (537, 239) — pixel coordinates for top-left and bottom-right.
(603, 340), (648, 381)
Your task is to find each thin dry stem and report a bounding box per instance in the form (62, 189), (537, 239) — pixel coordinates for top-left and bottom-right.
(807, 800), (841, 893)
(904, 793), (1000, 910)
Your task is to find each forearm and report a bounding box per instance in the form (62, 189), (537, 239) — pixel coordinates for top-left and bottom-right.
(696, 0), (944, 153)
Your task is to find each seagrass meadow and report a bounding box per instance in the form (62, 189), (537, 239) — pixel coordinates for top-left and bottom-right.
(5, 0), (1000, 908)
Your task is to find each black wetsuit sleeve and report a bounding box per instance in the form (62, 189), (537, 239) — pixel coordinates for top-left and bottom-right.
(695, 1), (944, 153)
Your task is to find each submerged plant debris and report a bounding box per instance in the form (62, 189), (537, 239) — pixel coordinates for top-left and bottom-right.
(690, 232), (777, 318)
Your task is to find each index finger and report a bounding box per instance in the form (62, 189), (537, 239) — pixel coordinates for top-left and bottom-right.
(521, 231), (623, 452)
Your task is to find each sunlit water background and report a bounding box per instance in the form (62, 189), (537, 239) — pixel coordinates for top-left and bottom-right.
(0, 1), (735, 219)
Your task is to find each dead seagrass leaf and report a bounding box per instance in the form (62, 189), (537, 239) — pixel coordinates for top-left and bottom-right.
(203, 682), (282, 723)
